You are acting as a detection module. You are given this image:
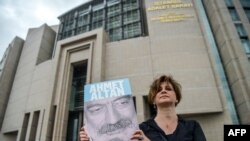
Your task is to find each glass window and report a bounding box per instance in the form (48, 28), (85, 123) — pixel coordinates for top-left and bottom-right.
(79, 7), (90, 16)
(123, 10), (140, 24)
(241, 39), (250, 54)
(20, 113), (30, 141)
(107, 4), (121, 17)
(109, 28), (122, 41)
(107, 15), (121, 29)
(67, 62), (87, 141)
(107, 0), (120, 6)
(92, 21), (104, 29)
(29, 111), (40, 141)
(123, 0), (138, 12)
(225, 0), (234, 7)
(64, 21), (74, 32)
(58, 23), (64, 33)
(77, 14), (90, 27)
(77, 26), (89, 34)
(124, 22), (142, 39)
(235, 24), (247, 37)
(66, 111), (81, 141)
(229, 8), (240, 21)
(93, 2), (104, 11)
(70, 63), (87, 109)
(240, 0), (250, 8)
(0, 52), (6, 76)
(63, 31), (72, 38)
(244, 9), (250, 21)
(92, 9), (104, 22)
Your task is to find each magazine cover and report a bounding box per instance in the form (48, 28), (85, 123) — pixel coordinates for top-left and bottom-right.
(84, 78), (138, 141)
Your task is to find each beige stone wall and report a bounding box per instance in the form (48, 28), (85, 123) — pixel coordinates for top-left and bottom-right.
(203, 0), (250, 124)
(0, 37), (24, 129)
(1, 0), (249, 141)
(103, 0), (234, 140)
(50, 28), (107, 141)
(0, 24), (56, 141)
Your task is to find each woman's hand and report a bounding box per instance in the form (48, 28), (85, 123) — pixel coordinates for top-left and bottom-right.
(131, 130), (150, 141)
(79, 127), (90, 141)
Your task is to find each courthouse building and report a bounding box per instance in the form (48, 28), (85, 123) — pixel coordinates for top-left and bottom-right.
(0, 0), (250, 141)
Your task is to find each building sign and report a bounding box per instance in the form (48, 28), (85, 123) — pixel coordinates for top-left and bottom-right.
(148, 0), (194, 23)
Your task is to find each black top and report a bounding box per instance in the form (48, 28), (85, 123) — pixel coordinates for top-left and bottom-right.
(139, 116), (207, 141)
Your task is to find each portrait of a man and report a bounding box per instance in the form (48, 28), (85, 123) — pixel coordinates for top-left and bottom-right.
(84, 79), (138, 141)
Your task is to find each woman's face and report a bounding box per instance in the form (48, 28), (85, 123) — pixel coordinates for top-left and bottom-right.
(154, 82), (177, 106)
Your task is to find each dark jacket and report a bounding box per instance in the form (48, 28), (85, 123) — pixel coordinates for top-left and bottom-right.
(139, 116), (206, 141)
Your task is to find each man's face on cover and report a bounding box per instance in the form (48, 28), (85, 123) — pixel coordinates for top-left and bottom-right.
(84, 95), (137, 141)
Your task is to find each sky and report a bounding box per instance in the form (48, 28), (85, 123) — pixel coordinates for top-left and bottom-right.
(0, 0), (89, 60)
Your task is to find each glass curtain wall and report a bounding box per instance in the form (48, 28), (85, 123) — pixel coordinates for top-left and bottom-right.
(58, 0), (147, 42)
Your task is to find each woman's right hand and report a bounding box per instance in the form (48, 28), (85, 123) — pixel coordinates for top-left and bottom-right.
(131, 130), (150, 141)
(79, 127), (90, 141)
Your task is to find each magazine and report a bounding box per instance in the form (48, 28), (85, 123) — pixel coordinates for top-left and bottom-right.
(84, 78), (138, 141)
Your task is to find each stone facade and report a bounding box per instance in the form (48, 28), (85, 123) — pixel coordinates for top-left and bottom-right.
(0, 0), (249, 141)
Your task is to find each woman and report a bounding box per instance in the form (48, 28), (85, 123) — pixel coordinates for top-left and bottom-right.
(80, 75), (206, 141)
